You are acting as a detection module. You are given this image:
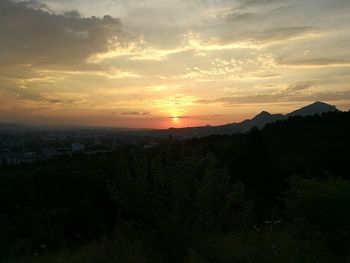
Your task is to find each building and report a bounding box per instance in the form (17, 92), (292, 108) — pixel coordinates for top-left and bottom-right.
(72, 143), (85, 153)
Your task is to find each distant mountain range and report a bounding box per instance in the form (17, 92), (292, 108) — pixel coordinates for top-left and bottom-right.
(156, 101), (339, 138)
(0, 102), (340, 136)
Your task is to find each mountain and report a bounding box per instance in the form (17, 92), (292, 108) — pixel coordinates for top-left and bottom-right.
(238, 111), (285, 130)
(287, 101), (338, 117)
(156, 101), (340, 138)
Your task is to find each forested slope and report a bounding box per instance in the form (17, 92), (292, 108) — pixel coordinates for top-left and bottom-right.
(1, 111), (350, 263)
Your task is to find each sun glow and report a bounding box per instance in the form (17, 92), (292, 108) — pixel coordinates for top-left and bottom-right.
(172, 116), (180, 122)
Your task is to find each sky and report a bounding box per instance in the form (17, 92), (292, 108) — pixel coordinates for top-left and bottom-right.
(0, 0), (350, 128)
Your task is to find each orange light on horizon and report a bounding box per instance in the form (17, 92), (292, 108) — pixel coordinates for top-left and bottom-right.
(172, 116), (180, 122)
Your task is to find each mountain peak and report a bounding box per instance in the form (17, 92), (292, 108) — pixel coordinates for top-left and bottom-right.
(258, 111), (271, 116)
(311, 101), (331, 106)
(254, 111), (272, 119)
(288, 101), (338, 117)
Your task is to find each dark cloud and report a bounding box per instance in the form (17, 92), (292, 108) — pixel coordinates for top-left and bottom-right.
(122, 111), (151, 116)
(196, 90), (350, 105)
(252, 26), (317, 42)
(235, 0), (287, 10)
(287, 83), (313, 91)
(226, 6), (288, 25)
(169, 116), (189, 119)
(222, 5), (319, 45)
(63, 10), (81, 18)
(217, 25), (318, 45)
(226, 12), (258, 23)
(17, 0), (55, 13)
(258, 73), (281, 78)
(0, 81), (75, 105)
(0, 0), (124, 68)
(278, 58), (350, 67)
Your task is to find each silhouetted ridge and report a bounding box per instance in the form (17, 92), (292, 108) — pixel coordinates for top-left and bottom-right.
(254, 111), (272, 119)
(239, 111), (284, 130)
(287, 101), (338, 117)
(155, 101), (341, 138)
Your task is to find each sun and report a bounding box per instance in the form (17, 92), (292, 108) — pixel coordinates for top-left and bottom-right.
(172, 116), (180, 122)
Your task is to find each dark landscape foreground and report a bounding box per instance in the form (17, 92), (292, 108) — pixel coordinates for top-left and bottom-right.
(1, 110), (350, 262)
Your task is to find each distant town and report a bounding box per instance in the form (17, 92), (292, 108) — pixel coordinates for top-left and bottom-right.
(0, 128), (162, 166)
(0, 101), (342, 166)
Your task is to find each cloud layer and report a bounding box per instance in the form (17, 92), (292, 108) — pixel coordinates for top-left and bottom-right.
(0, 0), (350, 128)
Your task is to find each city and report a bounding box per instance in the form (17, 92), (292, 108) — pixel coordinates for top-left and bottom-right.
(0, 127), (161, 166)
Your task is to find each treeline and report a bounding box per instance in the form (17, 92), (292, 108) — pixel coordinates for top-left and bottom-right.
(0, 111), (350, 262)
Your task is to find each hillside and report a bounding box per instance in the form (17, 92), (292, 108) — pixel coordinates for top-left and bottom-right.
(0, 110), (349, 263)
(156, 101), (339, 137)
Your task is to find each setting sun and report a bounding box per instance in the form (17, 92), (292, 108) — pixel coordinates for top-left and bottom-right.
(172, 116), (180, 122)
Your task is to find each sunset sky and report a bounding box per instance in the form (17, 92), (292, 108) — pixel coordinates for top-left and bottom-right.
(1, 0), (350, 128)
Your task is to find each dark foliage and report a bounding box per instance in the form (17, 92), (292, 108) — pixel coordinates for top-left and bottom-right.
(1, 111), (350, 262)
